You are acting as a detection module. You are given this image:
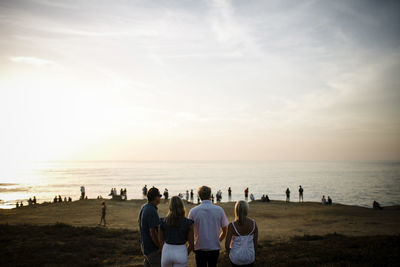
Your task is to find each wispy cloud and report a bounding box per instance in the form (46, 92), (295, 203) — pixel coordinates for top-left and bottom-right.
(10, 56), (54, 66)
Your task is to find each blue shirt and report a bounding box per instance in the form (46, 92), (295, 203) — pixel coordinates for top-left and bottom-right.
(139, 202), (160, 255)
(160, 216), (194, 245)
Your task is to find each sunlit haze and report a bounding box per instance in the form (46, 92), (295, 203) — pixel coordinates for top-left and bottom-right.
(1, 0), (399, 163)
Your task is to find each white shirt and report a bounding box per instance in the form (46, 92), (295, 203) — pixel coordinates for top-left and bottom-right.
(188, 200), (229, 251)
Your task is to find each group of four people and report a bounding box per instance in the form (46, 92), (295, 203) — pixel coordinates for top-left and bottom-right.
(139, 186), (258, 267)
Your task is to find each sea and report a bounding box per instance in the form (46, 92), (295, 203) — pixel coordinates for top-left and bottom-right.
(1, 161), (400, 209)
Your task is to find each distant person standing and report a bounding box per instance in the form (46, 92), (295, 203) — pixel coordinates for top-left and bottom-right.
(190, 189), (194, 201)
(285, 188), (290, 202)
(143, 185), (148, 196)
(163, 188), (169, 200)
(225, 200), (258, 267)
(139, 187), (162, 267)
(33, 196), (37, 205)
(186, 190), (189, 201)
(244, 188), (249, 199)
(80, 186), (85, 200)
(327, 196), (332, 205)
(299, 186), (304, 202)
(188, 186), (229, 267)
(16, 202), (19, 208)
(228, 187), (232, 198)
(99, 201), (106, 227)
(321, 195), (327, 205)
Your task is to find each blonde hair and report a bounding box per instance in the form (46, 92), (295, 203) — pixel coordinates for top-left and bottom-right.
(166, 196), (185, 227)
(234, 200), (248, 225)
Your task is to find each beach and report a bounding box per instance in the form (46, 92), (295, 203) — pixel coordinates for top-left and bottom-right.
(1, 199), (400, 266)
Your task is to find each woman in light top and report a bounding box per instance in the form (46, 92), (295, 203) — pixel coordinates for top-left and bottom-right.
(225, 200), (258, 267)
(159, 196), (194, 267)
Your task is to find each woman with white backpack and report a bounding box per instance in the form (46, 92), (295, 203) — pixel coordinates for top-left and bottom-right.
(225, 200), (258, 266)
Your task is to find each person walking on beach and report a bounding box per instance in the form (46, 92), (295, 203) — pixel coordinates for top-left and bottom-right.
(285, 188), (290, 202)
(139, 187), (162, 267)
(99, 201), (106, 227)
(299, 185), (304, 202)
(225, 200), (258, 267)
(80, 185), (85, 200)
(188, 186), (229, 267)
(244, 188), (249, 199)
(159, 196), (194, 267)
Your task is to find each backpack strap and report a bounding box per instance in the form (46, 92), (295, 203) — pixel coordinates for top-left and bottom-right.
(231, 222), (241, 236)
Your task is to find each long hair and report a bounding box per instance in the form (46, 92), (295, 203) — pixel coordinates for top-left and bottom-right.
(234, 200), (248, 225)
(166, 196), (185, 227)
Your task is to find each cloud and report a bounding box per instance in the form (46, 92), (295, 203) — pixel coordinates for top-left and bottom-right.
(10, 56), (54, 66)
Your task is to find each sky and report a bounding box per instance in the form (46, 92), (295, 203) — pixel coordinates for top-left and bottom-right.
(0, 0), (399, 162)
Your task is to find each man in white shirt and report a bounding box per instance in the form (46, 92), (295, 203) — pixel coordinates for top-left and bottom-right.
(188, 186), (229, 267)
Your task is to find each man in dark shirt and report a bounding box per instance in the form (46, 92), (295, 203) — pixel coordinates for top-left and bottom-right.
(139, 187), (162, 267)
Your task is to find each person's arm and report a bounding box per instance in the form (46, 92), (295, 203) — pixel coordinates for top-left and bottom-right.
(150, 227), (160, 249)
(219, 210), (229, 242)
(224, 223), (233, 252)
(253, 222), (258, 253)
(187, 224), (194, 255)
(158, 227), (164, 251)
(219, 225), (228, 242)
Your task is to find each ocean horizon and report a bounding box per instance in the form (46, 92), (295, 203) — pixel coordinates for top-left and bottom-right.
(1, 160), (400, 209)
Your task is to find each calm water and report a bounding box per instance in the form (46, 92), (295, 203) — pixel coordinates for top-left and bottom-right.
(1, 161), (400, 209)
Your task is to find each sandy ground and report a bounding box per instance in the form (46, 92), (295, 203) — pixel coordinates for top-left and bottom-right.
(1, 199), (399, 266)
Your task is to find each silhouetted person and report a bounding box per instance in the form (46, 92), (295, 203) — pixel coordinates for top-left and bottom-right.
(64, 197), (67, 202)
(286, 188), (290, 202)
(28, 198), (32, 206)
(124, 188), (127, 199)
(373, 200), (383, 210)
(16, 202), (19, 208)
(327, 196), (332, 205)
(54, 196), (58, 203)
(322, 195), (327, 205)
(190, 189), (194, 200)
(142, 185), (148, 196)
(228, 187), (232, 198)
(244, 188), (249, 199)
(299, 185), (304, 202)
(20, 202), (23, 207)
(80, 185), (85, 200)
(265, 195), (270, 202)
(186, 190), (189, 201)
(163, 188), (169, 200)
(58, 195), (62, 202)
(99, 201), (106, 227)
(68, 197), (72, 202)
(121, 188), (123, 196)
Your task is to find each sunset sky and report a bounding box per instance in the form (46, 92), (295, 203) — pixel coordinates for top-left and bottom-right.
(0, 0), (399, 162)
